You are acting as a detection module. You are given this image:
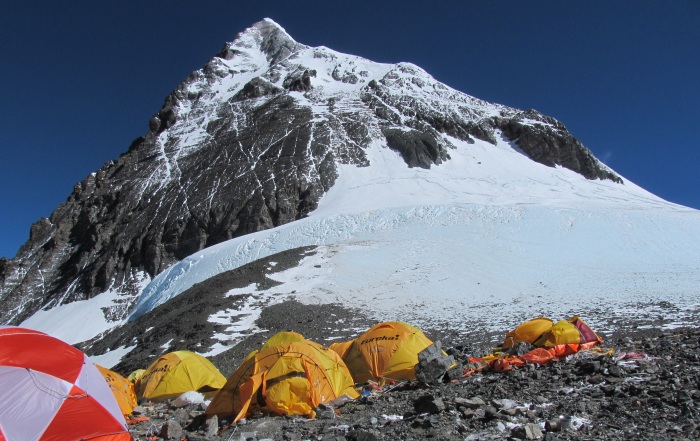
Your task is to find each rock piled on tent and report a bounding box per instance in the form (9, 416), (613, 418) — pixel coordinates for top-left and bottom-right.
(414, 341), (457, 385)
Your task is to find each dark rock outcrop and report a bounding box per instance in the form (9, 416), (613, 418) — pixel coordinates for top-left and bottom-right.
(495, 110), (622, 182)
(234, 77), (282, 101)
(382, 128), (449, 169)
(282, 69), (317, 92)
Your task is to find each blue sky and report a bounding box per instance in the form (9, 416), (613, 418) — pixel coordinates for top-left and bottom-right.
(1, 1), (698, 258)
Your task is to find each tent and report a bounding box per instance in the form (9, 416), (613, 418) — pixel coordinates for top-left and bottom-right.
(467, 317), (604, 374)
(96, 364), (138, 417)
(127, 368), (145, 383)
(533, 316), (602, 357)
(242, 331), (305, 361)
(330, 321), (434, 384)
(0, 326), (131, 441)
(137, 350), (226, 402)
(501, 317), (554, 349)
(498, 316), (602, 359)
(206, 332), (359, 422)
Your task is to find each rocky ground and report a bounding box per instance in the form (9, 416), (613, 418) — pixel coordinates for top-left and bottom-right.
(127, 321), (700, 441)
(90, 246), (699, 440)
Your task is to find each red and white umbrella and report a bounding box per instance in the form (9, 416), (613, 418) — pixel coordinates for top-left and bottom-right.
(0, 326), (131, 441)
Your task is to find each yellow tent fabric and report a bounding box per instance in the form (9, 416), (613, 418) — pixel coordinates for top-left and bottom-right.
(501, 317), (553, 349)
(127, 369), (145, 383)
(137, 350), (226, 402)
(328, 340), (354, 360)
(534, 319), (582, 347)
(206, 333), (358, 422)
(95, 365), (138, 417)
(244, 331), (305, 361)
(331, 322), (433, 384)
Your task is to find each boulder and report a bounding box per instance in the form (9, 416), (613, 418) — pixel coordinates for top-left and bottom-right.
(204, 415), (218, 439)
(415, 341), (455, 385)
(413, 394), (445, 414)
(159, 420), (183, 440)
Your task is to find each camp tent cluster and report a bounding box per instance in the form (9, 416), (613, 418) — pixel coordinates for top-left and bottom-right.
(0, 317), (604, 435)
(32, 322), (437, 426)
(205, 322), (436, 422)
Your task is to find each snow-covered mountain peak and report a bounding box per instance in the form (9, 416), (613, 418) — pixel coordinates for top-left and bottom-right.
(225, 18), (302, 66)
(2, 19), (663, 339)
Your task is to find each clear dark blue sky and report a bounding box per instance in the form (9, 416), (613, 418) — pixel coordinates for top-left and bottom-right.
(1, 1), (698, 258)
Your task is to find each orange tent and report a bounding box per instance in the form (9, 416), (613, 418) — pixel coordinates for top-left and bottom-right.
(330, 322), (434, 384)
(207, 332), (358, 422)
(96, 364), (138, 417)
(484, 316), (603, 370)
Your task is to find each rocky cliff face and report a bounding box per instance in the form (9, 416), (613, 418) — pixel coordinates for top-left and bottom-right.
(0, 18), (620, 325)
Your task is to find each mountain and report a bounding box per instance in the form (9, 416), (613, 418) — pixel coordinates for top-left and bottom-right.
(0, 18), (620, 326)
(3, 20), (700, 369)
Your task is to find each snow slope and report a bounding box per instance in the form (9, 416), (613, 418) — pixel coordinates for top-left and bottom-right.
(22, 131), (700, 364)
(117, 136), (697, 359)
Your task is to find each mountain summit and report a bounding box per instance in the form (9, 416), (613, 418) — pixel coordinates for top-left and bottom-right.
(0, 19), (676, 332)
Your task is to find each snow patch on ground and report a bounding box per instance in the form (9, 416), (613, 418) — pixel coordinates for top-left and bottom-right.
(201, 252), (335, 356)
(90, 345), (137, 369)
(19, 273), (150, 346)
(21, 290), (127, 345)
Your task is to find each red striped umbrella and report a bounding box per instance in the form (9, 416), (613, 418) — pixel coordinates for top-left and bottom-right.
(0, 326), (131, 441)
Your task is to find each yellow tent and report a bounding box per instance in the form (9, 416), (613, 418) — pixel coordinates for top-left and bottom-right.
(95, 364), (138, 417)
(137, 351), (226, 402)
(499, 316), (602, 358)
(127, 368), (146, 383)
(206, 333), (358, 422)
(533, 316), (601, 348)
(534, 319), (581, 347)
(501, 317), (554, 349)
(243, 331), (305, 361)
(330, 322), (433, 384)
